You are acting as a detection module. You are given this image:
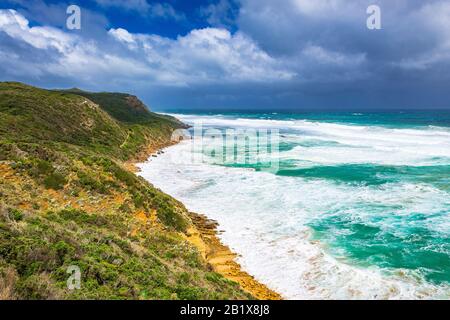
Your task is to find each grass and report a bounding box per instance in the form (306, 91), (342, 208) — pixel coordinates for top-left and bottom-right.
(0, 82), (251, 300)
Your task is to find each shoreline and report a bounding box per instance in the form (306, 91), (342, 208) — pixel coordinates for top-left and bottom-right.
(128, 138), (282, 300)
(128, 125), (450, 301)
(185, 212), (282, 300)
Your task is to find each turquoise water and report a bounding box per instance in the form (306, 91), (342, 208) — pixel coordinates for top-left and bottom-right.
(177, 110), (450, 128)
(186, 111), (450, 287)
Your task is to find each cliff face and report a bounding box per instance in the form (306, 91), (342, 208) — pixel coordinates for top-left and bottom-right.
(0, 82), (250, 300)
(125, 95), (150, 113)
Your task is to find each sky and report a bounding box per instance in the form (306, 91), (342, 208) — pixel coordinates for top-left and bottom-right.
(0, 0), (450, 112)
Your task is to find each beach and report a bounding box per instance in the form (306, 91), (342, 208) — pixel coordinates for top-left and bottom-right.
(184, 212), (281, 300)
(130, 136), (281, 300)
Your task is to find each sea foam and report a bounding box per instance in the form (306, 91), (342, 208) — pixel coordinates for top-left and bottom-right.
(138, 114), (450, 299)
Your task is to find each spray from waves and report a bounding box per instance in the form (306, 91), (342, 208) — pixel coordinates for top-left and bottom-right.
(138, 113), (450, 299)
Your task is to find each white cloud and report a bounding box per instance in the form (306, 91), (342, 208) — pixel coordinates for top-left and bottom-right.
(0, 9), (73, 52)
(200, 0), (237, 28)
(0, 9), (293, 88)
(149, 3), (185, 20)
(292, 0), (349, 16)
(95, 0), (184, 20)
(0, 9), (151, 83)
(108, 27), (295, 85)
(302, 45), (366, 67)
(108, 28), (136, 45)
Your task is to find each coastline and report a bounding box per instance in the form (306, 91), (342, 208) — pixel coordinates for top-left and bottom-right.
(185, 212), (282, 300)
(128, 138), (282, 300)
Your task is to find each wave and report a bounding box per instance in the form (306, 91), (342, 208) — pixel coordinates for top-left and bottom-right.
(138, 114), (450, 299)
(169, 113), (450, 167)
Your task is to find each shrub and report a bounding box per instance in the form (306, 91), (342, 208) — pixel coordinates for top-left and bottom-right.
(52, 241), (75, 262)
(56, 208), (108, 227)
(156, 203), (187, 232)
(176, 286), (204, 300)
(110, 164), (136, 186)
(8, 208), (24, 221)
(15, 273), (61, 300)
(36, 160), (53, 175)
(43, 172), (66, 190)
(76, 171), (109, 194)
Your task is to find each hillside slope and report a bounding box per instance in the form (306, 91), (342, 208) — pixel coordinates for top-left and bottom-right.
(0, 82), (250, 300)
(59, 88), (180, 126)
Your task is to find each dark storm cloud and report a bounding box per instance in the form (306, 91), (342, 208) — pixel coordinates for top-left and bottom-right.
(234, 0), (450, 110)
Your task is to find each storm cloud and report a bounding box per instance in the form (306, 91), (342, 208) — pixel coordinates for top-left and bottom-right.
(0, 0), (449, 111)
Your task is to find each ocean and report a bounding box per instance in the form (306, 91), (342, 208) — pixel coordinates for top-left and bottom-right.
(138, 112), (450, 299)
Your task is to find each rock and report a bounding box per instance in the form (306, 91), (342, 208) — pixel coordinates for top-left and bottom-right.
(112, 258), (123, 266)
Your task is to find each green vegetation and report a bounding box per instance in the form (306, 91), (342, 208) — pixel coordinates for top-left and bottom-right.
(0, 82), (250, 300)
